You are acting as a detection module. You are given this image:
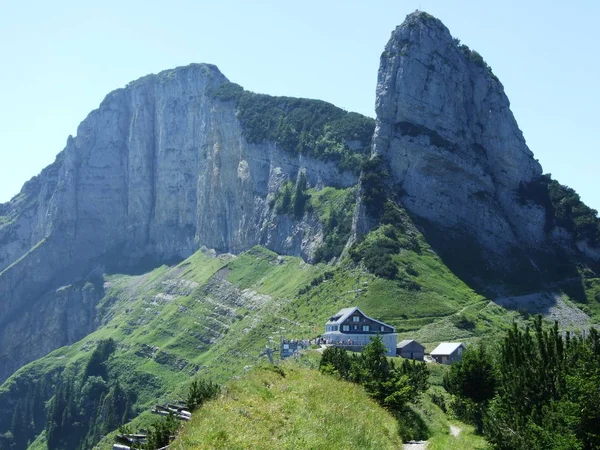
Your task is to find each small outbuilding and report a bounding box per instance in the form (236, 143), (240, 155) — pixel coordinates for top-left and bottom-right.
(430, 342), (467, 364)
(396, 339), (425, 360)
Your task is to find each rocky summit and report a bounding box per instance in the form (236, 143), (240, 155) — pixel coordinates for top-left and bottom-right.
(374, 12), (545, 252)
(370, 12), (599, 274)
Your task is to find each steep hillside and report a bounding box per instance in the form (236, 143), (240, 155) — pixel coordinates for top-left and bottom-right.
(0, 228), (520, 449)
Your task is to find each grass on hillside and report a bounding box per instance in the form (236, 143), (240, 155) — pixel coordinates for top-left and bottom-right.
(175, 354), (488, 450)
(175, 361), (403, 450)
(1, 240), (518, 449)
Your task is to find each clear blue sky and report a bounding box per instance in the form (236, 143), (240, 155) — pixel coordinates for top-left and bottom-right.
(1, 0), (598, 212)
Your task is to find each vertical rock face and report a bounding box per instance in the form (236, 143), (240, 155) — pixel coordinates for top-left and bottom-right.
(374, 12), (545, 254)
(0, 63), (358, 382)
(0, 282), (102, 382)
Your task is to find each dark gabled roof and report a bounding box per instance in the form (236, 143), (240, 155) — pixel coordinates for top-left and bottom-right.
(325, 307), (395, 331)
(397, 339), (424, 349)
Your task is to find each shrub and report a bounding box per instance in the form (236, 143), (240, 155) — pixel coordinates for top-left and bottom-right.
(186, 379), (220, 411)
(443, 345), (496, 432)
(360, 156), (389, 219)
(293, 173), (309, 219)
(350, 225), (401, 280)
(320, 336), (429, 413)
(319, 347), (352, 380)
(84, 338), (116, 380)
(141, 413), (179, 449)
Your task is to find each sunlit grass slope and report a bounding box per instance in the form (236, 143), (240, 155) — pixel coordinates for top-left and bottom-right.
(2, 235), (520, 449)
(175, 362), (403, 450)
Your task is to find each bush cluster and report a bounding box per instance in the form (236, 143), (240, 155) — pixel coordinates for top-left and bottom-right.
(444, 317), (600, 449)
(45, 339), (135, 450)
(313, 192), (356, 263)
(186, 379), (220, 411)
(319, 336), (429, 413)
(360, 156), (389, 219)
(273, 175), (310, 219)
(350, 208), (421, 284)
(350, 231), (400, 280)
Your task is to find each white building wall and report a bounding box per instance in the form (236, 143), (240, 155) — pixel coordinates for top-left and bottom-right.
(322, 333), (397, 356)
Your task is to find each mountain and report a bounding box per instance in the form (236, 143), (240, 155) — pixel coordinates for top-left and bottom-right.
(0, 64), (373, 383)
(0, 10), (599, 450)
(373, 12), (598, 257)
(361, 11), (599, 292)
(373, 12), (543, 253)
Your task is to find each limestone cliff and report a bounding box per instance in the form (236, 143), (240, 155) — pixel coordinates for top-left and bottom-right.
(0, 64), (368, 382)
(372, 11), (599, 264)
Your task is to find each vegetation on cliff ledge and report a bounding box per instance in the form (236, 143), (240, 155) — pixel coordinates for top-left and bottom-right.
(209, 81), (375, 174)
(519, 173), (600, 246)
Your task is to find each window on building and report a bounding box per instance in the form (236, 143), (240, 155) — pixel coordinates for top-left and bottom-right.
(362, 325), (370, 332)
(380, 325), (385, 332)
(353, 325), (358, 330)
(333, 326), (338, 331)
(283, 344), (289, 349)
(342, 325), (350, 332)
(353, 316), (360, 322)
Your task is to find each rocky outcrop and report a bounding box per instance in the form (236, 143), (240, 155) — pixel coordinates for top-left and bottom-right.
(0, 64), (359, 383)
(373, 12), (546, 255)
(0, 281), (102, 382)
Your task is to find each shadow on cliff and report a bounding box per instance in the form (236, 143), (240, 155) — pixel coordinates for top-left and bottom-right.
(101, 246), (185, 276)
(412, 216), (594, 307)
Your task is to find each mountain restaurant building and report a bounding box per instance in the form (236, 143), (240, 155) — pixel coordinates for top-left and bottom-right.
(322, 307), (397, 356)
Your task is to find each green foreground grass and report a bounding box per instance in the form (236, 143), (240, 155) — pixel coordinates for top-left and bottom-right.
(176, 361), (402, 449)
(174, 355), (488, 450)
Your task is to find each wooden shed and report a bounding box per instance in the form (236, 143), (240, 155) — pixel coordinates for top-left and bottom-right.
(396, 339), (425, 360)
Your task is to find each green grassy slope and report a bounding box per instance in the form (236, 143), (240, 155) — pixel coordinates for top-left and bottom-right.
(174, 355), (488, 449)
(175, 361), (403, 450)
(1, 201), (595, 448)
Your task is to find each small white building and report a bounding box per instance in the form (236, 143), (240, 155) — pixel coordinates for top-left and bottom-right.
(322, 307), (397, 356)
(430, 342), (467, 364)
